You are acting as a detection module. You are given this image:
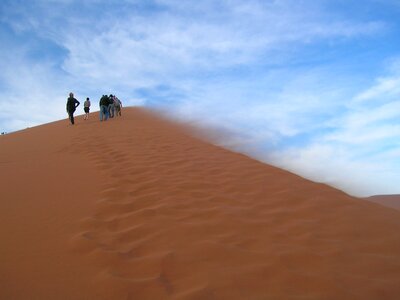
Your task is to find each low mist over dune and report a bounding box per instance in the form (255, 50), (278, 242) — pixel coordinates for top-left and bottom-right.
(1, 107), (400, 299)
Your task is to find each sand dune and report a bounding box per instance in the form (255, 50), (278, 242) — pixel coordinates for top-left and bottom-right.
(1, 107), (400, 299)
(365, 195), (400, 211)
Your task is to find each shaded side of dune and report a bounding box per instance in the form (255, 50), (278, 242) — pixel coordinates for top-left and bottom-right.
(1, 107), (400, 300)
(365, 195), (400, 211)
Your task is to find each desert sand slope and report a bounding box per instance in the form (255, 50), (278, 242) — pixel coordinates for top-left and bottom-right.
(1, 107), (400, 300)
(365, 195), (400, 211)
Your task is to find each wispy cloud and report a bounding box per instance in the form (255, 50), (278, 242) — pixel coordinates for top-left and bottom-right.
(265, 60), (400, 196)
(355, 77), (400, 102)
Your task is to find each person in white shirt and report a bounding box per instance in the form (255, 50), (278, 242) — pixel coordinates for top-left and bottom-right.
(83, 97), (91, 120)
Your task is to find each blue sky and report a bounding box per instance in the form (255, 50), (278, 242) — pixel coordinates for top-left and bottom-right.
(1, 0), (400, 196)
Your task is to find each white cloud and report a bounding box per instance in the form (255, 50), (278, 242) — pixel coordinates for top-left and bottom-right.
(354, 77), (400, 101)
(266, 143), (399, 197)
(260, 63), (400, 196)
(53, 0), (386, 84)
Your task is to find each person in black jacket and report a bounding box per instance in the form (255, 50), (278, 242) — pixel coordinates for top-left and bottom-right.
(66, 92), (80, 125)
(99, 94), (110, 121)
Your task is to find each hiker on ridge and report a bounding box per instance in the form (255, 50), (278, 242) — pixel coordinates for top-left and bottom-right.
(108, 94), (115, 118)
(66, 92), (80, 125)
(83, 97), (91, 120)
(114, 96), (122, 117)
(99, 94), (109, 121)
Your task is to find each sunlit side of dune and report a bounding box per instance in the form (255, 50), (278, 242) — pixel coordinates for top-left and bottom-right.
(1, 107), (400, 300)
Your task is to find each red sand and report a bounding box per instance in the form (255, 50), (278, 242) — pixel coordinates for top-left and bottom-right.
(1, 107), (400, 299)
(365, 195), (400, 212)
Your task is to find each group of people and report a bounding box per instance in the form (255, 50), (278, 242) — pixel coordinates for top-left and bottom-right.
(66, 92), (122, 125)
(99, 94), (122, 121)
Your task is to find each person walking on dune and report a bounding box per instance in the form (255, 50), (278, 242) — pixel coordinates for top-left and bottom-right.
(83, 97), (91, 120)
(99, 94), (109, 121)
(114, 96), (122, 117)
(108, 94), (115, 118)
(66, 92), (80, 125)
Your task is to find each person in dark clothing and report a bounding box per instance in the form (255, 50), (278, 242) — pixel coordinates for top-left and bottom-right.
(66, 92), (80, 125)
(99, 94), (109, 121)
(108, 94), (115, 118)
